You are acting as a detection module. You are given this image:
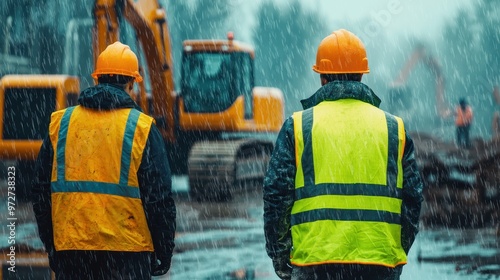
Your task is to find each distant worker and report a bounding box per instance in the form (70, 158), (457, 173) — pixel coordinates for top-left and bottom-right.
(31, 41), (176, 279)
(455, 98), (473, 148)
(263, 29), (424, 280)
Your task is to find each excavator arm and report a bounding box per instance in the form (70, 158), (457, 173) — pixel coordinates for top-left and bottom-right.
(390, 45), (450, 119)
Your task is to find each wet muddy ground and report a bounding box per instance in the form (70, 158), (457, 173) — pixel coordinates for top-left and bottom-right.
(1, 177), (499, 279)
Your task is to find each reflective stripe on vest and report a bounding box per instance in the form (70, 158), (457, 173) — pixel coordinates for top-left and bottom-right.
(49, 106), (154, 252)
(291, 99), (406, 268)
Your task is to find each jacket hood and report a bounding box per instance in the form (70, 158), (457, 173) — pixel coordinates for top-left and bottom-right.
(78, 83), (141, 110)
(300, 81), (381, 110)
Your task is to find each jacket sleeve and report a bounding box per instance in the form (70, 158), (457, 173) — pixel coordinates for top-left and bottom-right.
(31, 135), (55, 253)
(263, 117), (296, 268)
(400, 131), (424, 254)
(138, 124), (176, 262)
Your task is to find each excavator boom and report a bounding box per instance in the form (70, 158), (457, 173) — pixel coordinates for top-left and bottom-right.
(389, 45), (449, 118)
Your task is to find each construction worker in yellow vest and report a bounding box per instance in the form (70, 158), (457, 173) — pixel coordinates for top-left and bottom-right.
(263, 29), (424, 280)
(32, 42), (176, 279)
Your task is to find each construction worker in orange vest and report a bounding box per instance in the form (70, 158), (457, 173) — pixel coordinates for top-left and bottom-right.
(455, 98), (473, 148)
(31, 42), (176, 279)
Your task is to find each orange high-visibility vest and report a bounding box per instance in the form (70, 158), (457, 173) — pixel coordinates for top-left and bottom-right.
(455, 106), (473, 126)
(49, 106), (154, 252)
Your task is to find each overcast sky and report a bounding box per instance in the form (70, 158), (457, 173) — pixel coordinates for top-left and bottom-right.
(311, 0), (476, 38)
(231, 0), (477, 44)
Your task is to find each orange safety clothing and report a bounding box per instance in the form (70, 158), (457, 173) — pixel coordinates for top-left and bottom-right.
(455, 106), (473, 126)
(48, 105), (154, 252)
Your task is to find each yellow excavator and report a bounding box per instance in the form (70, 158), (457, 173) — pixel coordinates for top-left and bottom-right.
(0, 0), (284, 203)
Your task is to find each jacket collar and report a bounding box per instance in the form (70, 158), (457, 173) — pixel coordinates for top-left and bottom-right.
(78, 83), (142, 111)
(300, 81), (381, 110)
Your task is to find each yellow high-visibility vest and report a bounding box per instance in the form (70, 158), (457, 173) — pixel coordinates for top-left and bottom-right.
(291, 99), (407, 268)
(49, 106), (154, 252)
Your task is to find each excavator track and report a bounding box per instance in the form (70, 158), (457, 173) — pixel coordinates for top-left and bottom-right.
(187, 139), (273, 201)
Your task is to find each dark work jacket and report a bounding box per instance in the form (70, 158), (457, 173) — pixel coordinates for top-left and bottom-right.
(31, 84), (176, 265)
(263, 81), (424, 279)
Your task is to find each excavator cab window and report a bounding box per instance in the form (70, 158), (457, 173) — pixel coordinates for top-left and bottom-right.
(234, 52), (254, 119)
(181, 52), (236, 113)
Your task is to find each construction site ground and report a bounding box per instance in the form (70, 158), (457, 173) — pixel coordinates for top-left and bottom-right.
(0, 176), (499, 279)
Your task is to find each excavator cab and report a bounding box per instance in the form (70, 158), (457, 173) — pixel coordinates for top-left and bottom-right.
(180, 37), (254, 120)
(176, 34), (282, 137)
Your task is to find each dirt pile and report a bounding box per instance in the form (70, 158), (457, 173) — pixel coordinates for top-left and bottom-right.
(411, 132), (500, 228)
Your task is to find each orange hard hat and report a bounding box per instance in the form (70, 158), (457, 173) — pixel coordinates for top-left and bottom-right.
(92, 41), (143, 82)
(312, 29), (369, 74)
